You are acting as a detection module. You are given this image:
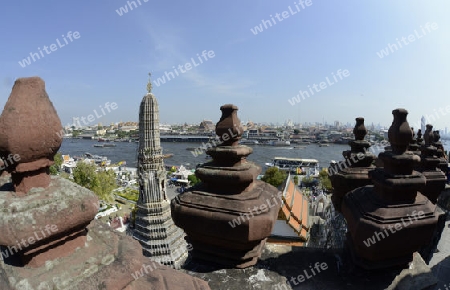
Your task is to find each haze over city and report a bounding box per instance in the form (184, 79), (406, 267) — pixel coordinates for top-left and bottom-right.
(1, 1), (449, 130)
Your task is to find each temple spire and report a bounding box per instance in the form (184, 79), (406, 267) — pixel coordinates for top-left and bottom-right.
(133, 82), (188, 269)
(146, 72), (152, 93)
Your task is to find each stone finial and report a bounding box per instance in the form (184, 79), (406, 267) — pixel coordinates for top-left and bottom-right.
(172, 104), (279, 268)
(433, 130), (441, 143)
(387, 109), (412, 154)
(0, 77), (62, 194)
(424, 124), (434, 147)
(341, 108), (442, 269)
(330, 116), (375, 212)
(215, 104), (244, 146)
(353, 117), (367, 141)
(408, 127), (421, 154)
(417, 126), (447, 203)
(416, 129), (424, 147)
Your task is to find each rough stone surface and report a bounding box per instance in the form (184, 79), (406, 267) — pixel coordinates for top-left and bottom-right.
(181, 243), (423, 290)
(0, 170), (98, 269)
(0, 76), (210, 289)
(0, 219), (210, 290)
(0, 77), (62, 194)
(386, 252), (438, 290)
(0, 175), (98, 246)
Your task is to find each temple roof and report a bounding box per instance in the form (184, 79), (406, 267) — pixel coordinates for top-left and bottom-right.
(269, 174), (310, 244)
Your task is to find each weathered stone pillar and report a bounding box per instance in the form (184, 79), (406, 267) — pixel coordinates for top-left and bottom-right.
(329, 117), (376, 212)
(0, 77), (210, 289)
(171, 104), (280, 268)
(341, 108), (442, 269)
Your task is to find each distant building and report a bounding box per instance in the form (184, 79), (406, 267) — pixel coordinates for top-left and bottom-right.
(248, 129), (259, 137)
(96, 129), (106, 136)
(199, 120), (215, 132)
(119, 125), (138, 132)
(159, 124), (172, 133)
(421, 116), (426, 133)
(284, 119), (294, 128)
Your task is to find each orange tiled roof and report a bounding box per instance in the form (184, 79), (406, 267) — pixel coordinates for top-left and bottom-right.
(278, 175), (310, 242)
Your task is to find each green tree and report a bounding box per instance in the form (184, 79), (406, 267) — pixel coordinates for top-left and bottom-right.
(261, 167), (287, 188)
(49, 152), (63, 175)
(93, 169), (118, 202)
(293, 175), (299, 185)
(188, 174), (200, 186)
(319, 168), (333, 192)
(72, 162), (117, 202)
(117, 130), (128, 139)
(294, 129), (300, 134)
(301, 176), (315, 186)
(73, 161), (99, 189)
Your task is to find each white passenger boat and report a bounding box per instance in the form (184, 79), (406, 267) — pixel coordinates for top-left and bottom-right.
(265, 157), (320, 176)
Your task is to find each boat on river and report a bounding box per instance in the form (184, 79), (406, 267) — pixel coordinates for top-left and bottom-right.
(239, 139), (259, 145)
(84, 152), (111, 166)
(265, 157), (320, 176)
(273, 140), (290, 146)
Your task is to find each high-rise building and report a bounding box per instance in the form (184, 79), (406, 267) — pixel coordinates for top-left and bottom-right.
(132, 75), (188, 269)
(421, 116), (426, 133)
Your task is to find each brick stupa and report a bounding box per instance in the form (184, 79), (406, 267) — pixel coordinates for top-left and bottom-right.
(0, 77), (210, 290)
(171, 104), (280, 268)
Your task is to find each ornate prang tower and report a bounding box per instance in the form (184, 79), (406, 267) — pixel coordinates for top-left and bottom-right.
(133, 73), (188, 269)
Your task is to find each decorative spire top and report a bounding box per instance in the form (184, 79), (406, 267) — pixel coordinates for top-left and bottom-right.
(353, 117), (367, 141)
(388, 108), (412, 154)
(424, 124), (434, 146)
(146, 72), (152, 93)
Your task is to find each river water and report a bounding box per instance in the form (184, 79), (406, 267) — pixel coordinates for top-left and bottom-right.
(60, 139), (351, 169)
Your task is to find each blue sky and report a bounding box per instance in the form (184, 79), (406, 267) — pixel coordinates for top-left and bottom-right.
(1, 1), (449, 131)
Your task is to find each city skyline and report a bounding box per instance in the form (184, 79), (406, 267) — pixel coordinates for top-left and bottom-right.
(64, 117), (450, 138)
(1, 1), (449, 130)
